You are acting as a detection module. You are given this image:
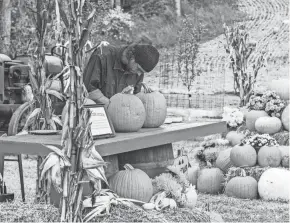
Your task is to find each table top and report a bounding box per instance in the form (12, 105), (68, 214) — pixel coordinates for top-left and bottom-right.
(0, 121), (226, 156)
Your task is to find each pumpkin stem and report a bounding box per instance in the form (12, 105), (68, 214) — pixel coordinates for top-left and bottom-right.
(124, 164), (135, 170)
(241, 168), (247, 177)
(141, 82), (153, 93)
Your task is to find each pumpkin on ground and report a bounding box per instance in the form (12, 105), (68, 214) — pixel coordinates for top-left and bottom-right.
(186, 164), (200, 186)
(268, 79), (290, 100)
(255, 116), (282, 134)
(107, 88), (146, 132)
(197, 168), (224, 194)
(258, 168), (290, 202)
(258, 146), (282, 167)
(278, 146), (289, 168)
(136, 83), (167, 128)
(226, 131), (245, 146)
(281, 105), (289, 131)
(225, 175), (258, 199)
(215, 148), (233, 173)
(230, 145), (257, 167)
(245, 110), (269, 131)
(108, 164), (153, 202)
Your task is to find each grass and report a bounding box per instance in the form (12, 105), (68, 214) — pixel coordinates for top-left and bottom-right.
(1, 140), (289, 222)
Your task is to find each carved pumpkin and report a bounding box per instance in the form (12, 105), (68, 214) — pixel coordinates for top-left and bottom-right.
(258, 168), (290, 202)
(278, 146), (289, 168)
(108, 164), (153, 202)
(268, 79), (290, 100)
(107, 90), (146, 132)
(281, 105), (289, 131)
(258, 146), (282, 167)
(136, 83), (167, 128)
(216, 148), (233, 172)
(230, 145), (257, 167)
(255, 116), (282, 134)
(226, 131), (245, 146)
(245, 110), (269, 131)
(225, 175), (258, 199)
(197, 168), (224, 194)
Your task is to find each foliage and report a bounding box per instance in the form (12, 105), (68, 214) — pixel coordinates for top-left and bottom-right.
(224, 24), (267, 107)
(222, 106), (244, 128)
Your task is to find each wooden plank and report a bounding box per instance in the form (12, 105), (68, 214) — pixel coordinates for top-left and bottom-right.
(0, 121), (226, 157)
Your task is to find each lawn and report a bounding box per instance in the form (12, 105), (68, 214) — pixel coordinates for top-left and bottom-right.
(1, 141), (289, 223)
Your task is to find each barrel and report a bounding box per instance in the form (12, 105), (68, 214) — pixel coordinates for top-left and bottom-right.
(118, 143), (174, 178)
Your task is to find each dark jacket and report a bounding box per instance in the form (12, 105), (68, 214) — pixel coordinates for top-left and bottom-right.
(83, 45), (144, 99)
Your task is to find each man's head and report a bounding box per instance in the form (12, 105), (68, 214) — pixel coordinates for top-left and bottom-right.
(121, 44), (159, 75)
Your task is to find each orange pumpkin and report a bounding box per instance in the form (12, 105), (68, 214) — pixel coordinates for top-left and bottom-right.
(136, 83), (167, 128)
(216, 148), (233, 172)
(278, 146), (289, 168)
(258, 146), (282, 167)
(245, 110), (269, 131)
(197, 168), (224, 194)
(230, 145), (257, 167)
(186, 164), (200, 186)
(226, 131), (245, 146)
(268, 79), (289, 100)
(255, 116), (282, 134)
(281, 105), (289, 131)
(225, 176), (258, 199)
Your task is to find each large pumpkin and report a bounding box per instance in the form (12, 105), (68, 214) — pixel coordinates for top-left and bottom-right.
(245, 110), (269, 131)
(281, 105), (289, 131)
(278, 146), (289, 168)
(215, 148), (233, 172)
(197, 168), (224, 194)
(226, 131), (245, 146)
(107, 91), (146, 132)
(258, 168), (290, 202)
(257, 145), (282, 167)
(225, 176), (258, 199)
(108, 164), (153, 202)
(255, 116), (282, 134)
(268, 79), (290, 100)
(230, 145), (257, 167)
(136, 83), (167, 128)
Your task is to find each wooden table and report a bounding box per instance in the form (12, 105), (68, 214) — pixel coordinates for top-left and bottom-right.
(0, 121), (226, 203)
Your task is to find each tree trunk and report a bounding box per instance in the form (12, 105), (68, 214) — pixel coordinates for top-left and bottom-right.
(0, 0), (11, 54)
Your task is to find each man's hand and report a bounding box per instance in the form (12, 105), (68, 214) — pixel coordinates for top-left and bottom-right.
(121, 85), (134, 94)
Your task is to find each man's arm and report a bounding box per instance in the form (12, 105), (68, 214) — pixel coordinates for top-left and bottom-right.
(134, 73), (144, 94)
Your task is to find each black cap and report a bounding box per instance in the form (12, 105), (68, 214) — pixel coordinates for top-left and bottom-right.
(134, 44), (160, 73)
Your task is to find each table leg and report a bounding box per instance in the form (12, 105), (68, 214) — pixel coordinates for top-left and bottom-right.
(0, 153), (4, 178)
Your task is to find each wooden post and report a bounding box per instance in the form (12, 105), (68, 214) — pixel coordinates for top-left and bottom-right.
(175, 0), (181, 17)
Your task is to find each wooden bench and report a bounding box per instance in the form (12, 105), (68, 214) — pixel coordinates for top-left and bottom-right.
(0, 121), (226, 202)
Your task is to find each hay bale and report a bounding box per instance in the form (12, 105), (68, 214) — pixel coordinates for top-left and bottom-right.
(273, 131), (289, 146)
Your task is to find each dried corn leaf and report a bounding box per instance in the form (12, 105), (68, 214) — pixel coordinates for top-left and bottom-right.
(51, 160), (62, 193)
(46, 89), (64, 100)
(23, 107), (41, 130)
(40, 153), (59, 180)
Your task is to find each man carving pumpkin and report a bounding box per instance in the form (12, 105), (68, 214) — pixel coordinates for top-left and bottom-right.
(83, 40), (160, 107)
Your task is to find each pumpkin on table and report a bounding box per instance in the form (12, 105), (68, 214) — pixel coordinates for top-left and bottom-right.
(230, 144), (257, 167)
(255, 116), (282, 134)
(257, 145), (282, 167)
(245, 110), (269, 131)
(136, 83), (167, 128)
(281, 104), (289, 131)
(107, 86), (146, 132)
(197, 168), (224, 194)
(108, 164), (153, 202)
(225, 170), (258, 200)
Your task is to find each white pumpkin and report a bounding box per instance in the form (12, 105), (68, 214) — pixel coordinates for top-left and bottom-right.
(258, 168), (290, 202)
(255, 116), (282, 134)
(281, 105), (289, 131)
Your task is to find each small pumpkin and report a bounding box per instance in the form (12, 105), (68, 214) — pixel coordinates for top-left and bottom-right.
(226, 131), (245, 146)
(107, 87), (146, 132)
(225, 173), (258, 199)
(197, 168), (224, 194)
(215, 148), (233, 172)
(281, 105), (289, 131)
(108, 164), (153, 202)
(186, 164), (200, 186)
(268, 79), (290, 100)
(230, 145), (257, 167)
(255, 116), (282, 134)
(258, 168), (290, 202)
(278, 146), (289, 168)
(257, 145), (282, 167)
(245, 110), (269, 131)
(136, 83), (167, 128)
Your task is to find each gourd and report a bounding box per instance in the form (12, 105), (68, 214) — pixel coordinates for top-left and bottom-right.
(278, 146), (289, 168)
(225, 174), (258, 199)
(258, 168), (290, 202)
(230, 145), (257, 167)
(108, 164), (153, 202)
(245, 110), (269, 131)
(268, 79), (289, 100)
(197, 168), (224, 194)
(107, 89), (146, 132)
(61, 98), (95, 124)
(281, 105), (289, 131)
(255, 117), (282, 134)
(226, 131), (245, 146)
(215, 148), (233, 172)
(257, 145), (282, 167)
(136, 83), (167, 128)
(186, 164), (200, 186)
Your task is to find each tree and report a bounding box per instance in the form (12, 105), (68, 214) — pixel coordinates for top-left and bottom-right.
(0, 0), (11, 54)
